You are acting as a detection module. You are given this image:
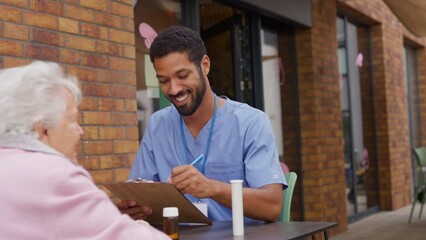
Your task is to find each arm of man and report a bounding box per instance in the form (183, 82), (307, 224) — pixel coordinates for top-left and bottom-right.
(170, 165), (283, 222)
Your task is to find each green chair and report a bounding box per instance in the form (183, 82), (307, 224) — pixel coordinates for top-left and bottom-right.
(409, 146), (426, 223)
(278, 172), (297, 222)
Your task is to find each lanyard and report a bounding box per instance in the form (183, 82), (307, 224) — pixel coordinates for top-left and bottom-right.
(180, 94), (218, 174)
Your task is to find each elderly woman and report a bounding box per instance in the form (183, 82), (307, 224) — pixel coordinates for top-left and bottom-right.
(0, 61), (169, 239)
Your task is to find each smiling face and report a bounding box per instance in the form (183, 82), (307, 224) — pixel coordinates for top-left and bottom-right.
(38, 89), (84, 162)
(154, 52), (209, 116)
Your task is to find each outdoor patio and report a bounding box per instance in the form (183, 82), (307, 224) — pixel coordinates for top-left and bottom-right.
(333, 204), (426, 239)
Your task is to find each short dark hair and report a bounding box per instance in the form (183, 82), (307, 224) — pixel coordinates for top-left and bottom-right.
(149, 26), (207, 65)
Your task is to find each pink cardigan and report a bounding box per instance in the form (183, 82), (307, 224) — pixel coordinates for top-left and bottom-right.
(0, 147), (169, 240)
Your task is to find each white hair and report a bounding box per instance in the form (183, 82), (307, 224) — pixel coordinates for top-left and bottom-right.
(0, 61), (82, 137)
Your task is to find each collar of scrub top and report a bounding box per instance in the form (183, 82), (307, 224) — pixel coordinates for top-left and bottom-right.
(179, 94), (218, 174)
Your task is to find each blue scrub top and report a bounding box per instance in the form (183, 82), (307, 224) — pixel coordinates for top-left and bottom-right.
(130, 96), (287, 221)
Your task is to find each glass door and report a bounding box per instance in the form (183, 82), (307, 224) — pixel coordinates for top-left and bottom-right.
(337, 17), (369, 220)
(199, 0), (254, 105)
(197, 0), (302, 219)
(404, 46), (423, 191)
(260, 28), (284, 162)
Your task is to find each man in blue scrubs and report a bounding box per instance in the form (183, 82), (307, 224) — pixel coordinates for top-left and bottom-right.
(128, 26), (287, 222)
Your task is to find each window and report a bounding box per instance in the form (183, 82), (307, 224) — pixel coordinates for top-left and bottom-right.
(404, 46), (422, 149)
(134, 0), (181, 140)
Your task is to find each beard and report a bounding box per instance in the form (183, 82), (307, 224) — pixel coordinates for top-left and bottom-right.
(169, 70), (207, 116)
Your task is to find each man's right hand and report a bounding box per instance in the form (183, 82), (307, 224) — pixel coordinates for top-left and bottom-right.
(115, 200), (152, 220)
(170, 165), (218, 199)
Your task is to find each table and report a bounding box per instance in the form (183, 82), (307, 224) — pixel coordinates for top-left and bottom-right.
(179, 221), (338, 240)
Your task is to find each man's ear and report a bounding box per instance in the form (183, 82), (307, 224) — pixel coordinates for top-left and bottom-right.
(34, 121), (48, 141)
(201, 55), (210, 75)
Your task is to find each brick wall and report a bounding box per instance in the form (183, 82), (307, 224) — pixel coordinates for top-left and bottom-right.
(0, 0), (138, 190)
(295, 0), (347, 235)
(295, 0), (426, 236)
(339, 0), (426, 211)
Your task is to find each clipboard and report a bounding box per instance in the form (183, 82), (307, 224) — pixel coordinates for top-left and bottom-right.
(104, 181), (212, 225)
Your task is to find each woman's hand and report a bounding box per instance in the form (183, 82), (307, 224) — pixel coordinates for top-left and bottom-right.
(115, 200), (152, 220)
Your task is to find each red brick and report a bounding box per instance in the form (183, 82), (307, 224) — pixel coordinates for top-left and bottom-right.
(126, 127), (139, 140)
(1, 0), (27, 7)
(66, 66), (97, 82)
(80, 0), (107, 11)
(81, 83), (111, 97)
(81, 126), (98, 140)
(99, 127), (126, 140)
(122, 45), (135, 59)
(99, 155), (128, 169)
(109, 1), (133, 17)
(90, 170), (114, 184)
(77, 156), (100, 170)
(79, 97), (98, 110)
(124, 72), (137, 85)
(96, 40), (121, 56)
(116, 0), (132, 5)
(114, 168), (131, 182)
(113, 140), (139, 153)
(64, 4), (94, 22)
(94, 12), (121, 28)
(30, 0), (63, 15)
(61, 0), (78, 3)
(80, 22), (108, 40)
(82, 111), (111, 125)
(25, 44), (59, 61)
(97, 69), (126, 83)
(109, 57), (136, 71)
(0, 5), (21, 22)
(65, 35), (96, 52)
(59, 17), (79, 34)
(98, 98), (125, 111)
(125, 99), (137, 112)
(109, 28), (134, 45)
(30, 28), (64, 46)
(82, 53), (109, 68)
(3, 22), (28, 40)
(60, 48), (81, 65)
(112, 112), (137, 126)
(110, 85), (136, 98)
(0, 40), (23, 57)
(120, 17), (134, 32)
(83, 141), (113, 155)
(1, 57), (29, 68)
(23, 11), (58, 30)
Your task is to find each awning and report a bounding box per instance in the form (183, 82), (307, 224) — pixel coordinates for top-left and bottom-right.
(384, 0), (426, 37)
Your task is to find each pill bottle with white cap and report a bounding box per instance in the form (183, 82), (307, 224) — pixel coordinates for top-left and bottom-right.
(163, 207), (179, 240)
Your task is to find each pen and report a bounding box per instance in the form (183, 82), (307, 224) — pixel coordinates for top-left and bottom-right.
(168, 154), (204, 183)
(190, 154), (204, 166)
